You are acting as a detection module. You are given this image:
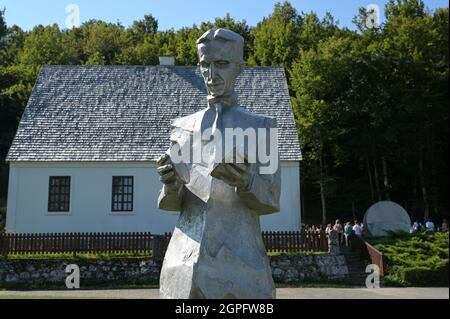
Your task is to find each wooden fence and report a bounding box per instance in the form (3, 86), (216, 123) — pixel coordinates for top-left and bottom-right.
(262, 231), (328, 252)
(0, 231), (329, 255)
(0, 232), (154, 255)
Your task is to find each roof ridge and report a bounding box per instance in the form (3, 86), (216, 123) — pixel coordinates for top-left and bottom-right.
(41, 65), (286, 70)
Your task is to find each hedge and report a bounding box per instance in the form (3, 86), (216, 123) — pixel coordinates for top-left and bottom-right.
(369, 231), (449, 287)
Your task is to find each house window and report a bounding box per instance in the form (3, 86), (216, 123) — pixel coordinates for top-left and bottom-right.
(112, 176), (134, 212)
(48, 176), (71, 212)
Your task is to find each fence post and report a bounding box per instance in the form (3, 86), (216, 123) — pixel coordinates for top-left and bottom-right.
(267, 231), (272, 252)
(0, 233), (5, 256)
(152, 235), (166, 259)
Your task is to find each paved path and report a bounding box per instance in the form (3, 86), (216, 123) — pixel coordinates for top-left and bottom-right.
(0, 288), (448, 299)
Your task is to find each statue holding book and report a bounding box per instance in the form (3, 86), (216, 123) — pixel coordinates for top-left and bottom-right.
(156, 28), (281, 299)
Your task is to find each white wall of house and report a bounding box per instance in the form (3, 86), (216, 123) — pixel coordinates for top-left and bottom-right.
(5, 161), (300, 234)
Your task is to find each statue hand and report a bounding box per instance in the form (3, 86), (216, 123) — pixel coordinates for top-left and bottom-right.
(157, 154), (179, 186)
(212, 163), (253, 189)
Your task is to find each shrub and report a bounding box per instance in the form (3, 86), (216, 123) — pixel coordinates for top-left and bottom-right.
(401, 264), (449, 286)
(369, 232), (449, 287)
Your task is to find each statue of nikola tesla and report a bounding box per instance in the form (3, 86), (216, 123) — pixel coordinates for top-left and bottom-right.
(157, 28), (281, 299)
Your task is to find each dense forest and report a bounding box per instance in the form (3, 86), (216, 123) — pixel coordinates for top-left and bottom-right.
(0, 1), (448, 224)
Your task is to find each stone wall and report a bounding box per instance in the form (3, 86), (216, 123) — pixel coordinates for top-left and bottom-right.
(0, 258), (162, 288)
(270, 254), (349, 283)
(0, 254), (349, 288)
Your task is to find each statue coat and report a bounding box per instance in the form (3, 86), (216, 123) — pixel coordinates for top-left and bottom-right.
(158, 104), (281, 299)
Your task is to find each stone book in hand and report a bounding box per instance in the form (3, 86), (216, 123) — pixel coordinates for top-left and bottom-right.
(209, 146), (248, 179)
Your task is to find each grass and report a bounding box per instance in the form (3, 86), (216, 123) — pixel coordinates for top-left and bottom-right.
(268, 251), (328, 257)
(275, 280), (354, 288)
(0, 279), (160, 291)
(1, 251), (153, 260)
(2, 250), (328, 260)
(0, 295), (122, 299)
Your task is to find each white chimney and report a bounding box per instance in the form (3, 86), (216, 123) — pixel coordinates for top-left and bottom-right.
(159, 56), (175, 66)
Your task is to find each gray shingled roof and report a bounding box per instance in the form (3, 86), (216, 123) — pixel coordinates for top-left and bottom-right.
(6, 65), (301, 162)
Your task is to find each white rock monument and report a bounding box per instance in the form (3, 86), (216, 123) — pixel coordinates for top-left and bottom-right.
(363, 201), (411, 237)
(156, 28), (280, 299)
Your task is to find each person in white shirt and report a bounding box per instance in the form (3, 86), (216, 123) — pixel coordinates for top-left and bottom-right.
(353, 220), (362, 237)
(425, 220), (435, 232)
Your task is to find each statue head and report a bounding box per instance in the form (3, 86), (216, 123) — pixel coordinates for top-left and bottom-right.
(196, 28), (244, 98)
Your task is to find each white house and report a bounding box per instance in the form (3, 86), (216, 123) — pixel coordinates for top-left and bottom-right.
(5, 65), (302, 234)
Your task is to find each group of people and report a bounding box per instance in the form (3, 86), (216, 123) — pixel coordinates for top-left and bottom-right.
(327, 220), (363, 247)
(410, 218), (448, 233)
(303, 225), (326, 234)
(303, 217), (448, 247)
(304, 220), (363, 247)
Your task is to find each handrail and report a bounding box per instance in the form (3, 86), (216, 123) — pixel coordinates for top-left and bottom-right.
(350, 235), (386, 277)
(364, 241), (385, 277)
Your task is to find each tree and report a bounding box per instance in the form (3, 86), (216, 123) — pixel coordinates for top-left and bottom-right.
(115, 38), (159, 65)
(1, 25), (25, 66)
(0, 8), (8, 62)
(0, 64), (38, 169)
(299, 12), (341, 51)
(20, 24), (79, 65)
(291, 34), (357, 224)
(0, 8), (6, 40)
(290, 0), (448, 223)
(173, 26), (202, 65)
(250, 1), (303, 68)
(131, 14), (158, 36)
(289, 11), (354, 224)
(84, 51), (106, 65)
(129, 15), (158, 45)
(379, 1), (449, 220)
(80, 20), (128, 65)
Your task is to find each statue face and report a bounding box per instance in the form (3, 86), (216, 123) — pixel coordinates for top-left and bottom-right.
(199, 50), (241, 97)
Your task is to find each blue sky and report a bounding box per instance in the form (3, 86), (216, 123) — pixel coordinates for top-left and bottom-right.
(1, 0), (448, 31)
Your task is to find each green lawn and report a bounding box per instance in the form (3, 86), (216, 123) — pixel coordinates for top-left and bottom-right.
(0, 295), (121, 299)
(275, 281), (354, 288)
(1, 251), (153, 260)
(268, 251), (328, 257)
(3, 250), (328, 260)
